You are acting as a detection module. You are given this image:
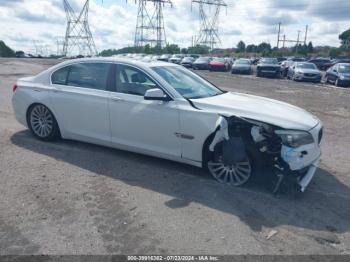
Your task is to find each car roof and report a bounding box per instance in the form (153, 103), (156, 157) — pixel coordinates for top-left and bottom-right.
(51, 57), (178, 70)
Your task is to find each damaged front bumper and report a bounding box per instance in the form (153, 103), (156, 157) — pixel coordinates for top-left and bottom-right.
(279, 122), (323, 192)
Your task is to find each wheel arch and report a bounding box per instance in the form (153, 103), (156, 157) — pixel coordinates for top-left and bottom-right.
(26, 102), (62, 138)
(201, 131), (216, 169)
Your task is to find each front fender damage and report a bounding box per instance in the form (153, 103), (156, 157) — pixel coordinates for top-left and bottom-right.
(209, 114), (320, 194)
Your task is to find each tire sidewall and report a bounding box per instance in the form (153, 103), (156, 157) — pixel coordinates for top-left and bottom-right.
(27, 104), (60, 141)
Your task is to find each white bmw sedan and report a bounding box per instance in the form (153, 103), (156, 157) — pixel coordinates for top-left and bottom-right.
(12, 58), (323, 192)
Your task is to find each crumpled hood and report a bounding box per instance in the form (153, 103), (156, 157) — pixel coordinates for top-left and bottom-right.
(192, 92), (319, 130)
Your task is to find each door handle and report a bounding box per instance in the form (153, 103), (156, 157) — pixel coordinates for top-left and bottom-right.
(111, 96), (124, 102)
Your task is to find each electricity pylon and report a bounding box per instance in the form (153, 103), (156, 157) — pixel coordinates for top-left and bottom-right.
(63, 0), (97, 57)
(132, 0), (172, 50)
(192, 0), (227, 50)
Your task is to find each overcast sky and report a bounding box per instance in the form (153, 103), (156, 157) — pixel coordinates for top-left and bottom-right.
(0, 0), (349, 54)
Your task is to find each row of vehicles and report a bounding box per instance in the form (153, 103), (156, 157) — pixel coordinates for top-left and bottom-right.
(115, 53), (350, 87)
(233, 57), (350, 87)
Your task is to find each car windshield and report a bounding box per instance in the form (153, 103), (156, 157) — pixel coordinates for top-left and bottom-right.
(152, 66), (223, 99)
(160, 55), (170, 58)
(236, 59), (250, 65)
(196, 57), (210, 62)
(212, 58), (225, 62)
(182, 57), (193, 62)
(338, 65), (350, 73)
(296, 63), (317, 69)
(260, 58), (278, 64)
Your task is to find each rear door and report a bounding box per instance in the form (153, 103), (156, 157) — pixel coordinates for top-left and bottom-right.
(108, 64), (182, 158)
(50, 62), (112, 144)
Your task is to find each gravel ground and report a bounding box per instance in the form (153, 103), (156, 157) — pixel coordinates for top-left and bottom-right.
(0, 58), (350, 255)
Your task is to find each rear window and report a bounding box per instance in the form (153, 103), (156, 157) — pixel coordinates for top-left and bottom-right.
(66, 63), (110, 90)
(51, 66), (69, 85)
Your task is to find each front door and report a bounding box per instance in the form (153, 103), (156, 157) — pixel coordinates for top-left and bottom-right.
(108, 64), (182, 158)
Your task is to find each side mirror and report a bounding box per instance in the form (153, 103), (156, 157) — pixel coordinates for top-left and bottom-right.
(144, 88), (170, 101)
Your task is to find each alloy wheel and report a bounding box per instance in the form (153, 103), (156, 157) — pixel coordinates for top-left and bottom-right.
(29, 105), (54, 138)
(208, 159), (252, 186)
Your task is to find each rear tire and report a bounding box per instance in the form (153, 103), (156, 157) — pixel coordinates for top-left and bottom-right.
(27, 104), (60, 141)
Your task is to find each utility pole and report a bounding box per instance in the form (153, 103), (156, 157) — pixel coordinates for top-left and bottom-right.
(276, 23), (309, 51)
(304, 25), (308, 45)
(62, 0), (97, 57)
(191, 0), (227, 51)
(131, 0), (172, 51)
(295, 30), (301, 53)
(277, 22), (281, 48)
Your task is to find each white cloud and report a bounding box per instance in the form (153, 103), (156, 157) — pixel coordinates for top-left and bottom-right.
(0, 0), (349, 54)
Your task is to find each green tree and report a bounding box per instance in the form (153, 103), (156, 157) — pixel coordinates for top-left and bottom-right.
(0, 40), (15, 57)
(236, 40), (246, 53)
(187, 45), (210, 55)
(162, 44), (180, 54)
(329, 47), (341, 58)
(144, 44), (152, 54)
(257, 42), (271, 54)
(246, 44), (257, 53)
(307, 41), (314, 53)
(339, 28), (350, 47)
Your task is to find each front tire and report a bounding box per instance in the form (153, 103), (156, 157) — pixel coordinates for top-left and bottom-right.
(207, 158), (252, 186)
(28, 104), (60, 141)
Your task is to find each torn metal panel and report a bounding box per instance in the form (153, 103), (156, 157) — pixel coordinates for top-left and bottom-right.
(280, 144), (321, 171)
(298, 160), (319, 192)
(207, 113), (322, 194)
(209, 116), (229, 152)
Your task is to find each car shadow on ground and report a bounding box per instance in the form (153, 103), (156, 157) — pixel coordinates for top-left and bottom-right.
(11, 130), (350, 233)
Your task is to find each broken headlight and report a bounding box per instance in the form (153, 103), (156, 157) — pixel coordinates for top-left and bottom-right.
(275, 130), (314, 148)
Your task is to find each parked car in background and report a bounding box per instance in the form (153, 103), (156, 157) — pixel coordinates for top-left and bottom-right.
(277, 57), (287, 64)
(250, 58), (260, 65)
(224, 57), (234, 68)
(280, 57), (306, 77)
(180, 57), (195, 68)
(158, 54), (171, 62)
(325, 63), (350, 87)
(308, 58), (331, 70)
(287, 62), (322, 83)
(231, 58), (252, 74)
(169, 54), (185, 64)
(192, 57), (212, 70)
(189, 54), (200, 59)
(208, 57), (230, 72)
(256, 58), (280, 78)
(280, 60), (294, 77)
(323, 58), (350, 70)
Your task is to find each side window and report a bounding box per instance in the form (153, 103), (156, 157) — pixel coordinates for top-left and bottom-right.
(52, 66), (69, 85)
(116, 65), (157, 96)
(67, 63), (110, 90)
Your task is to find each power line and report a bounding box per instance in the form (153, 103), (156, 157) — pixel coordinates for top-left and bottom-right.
(191, 0), (227, 50)
(63, 0), (98, 57)
(125, 0), (172, 50)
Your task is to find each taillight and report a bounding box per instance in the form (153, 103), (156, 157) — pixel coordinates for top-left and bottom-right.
(13, 84), (17, 92)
